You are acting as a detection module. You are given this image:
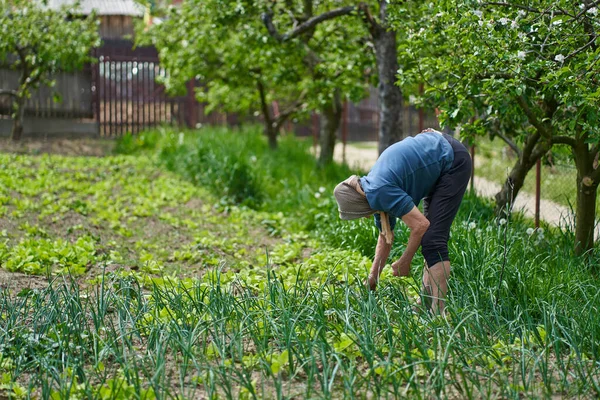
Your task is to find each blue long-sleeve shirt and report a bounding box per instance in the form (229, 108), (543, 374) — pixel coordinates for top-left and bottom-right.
(359, 132), (454, 230)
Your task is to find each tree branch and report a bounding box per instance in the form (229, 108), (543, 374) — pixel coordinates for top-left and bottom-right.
(575, 0), (600, 20)
(566, 34), (598, 61)
(261, 6), (356, 42)
(256, 80), (272, 128)
(481, 2), (570, 16)
(516, 95), (551, 139)
(496, 131), (523, 157)
(531, 142), (550, 162)
(552, 135), (577, 148)
(357, 3), (380, 37)
(522, 130), (541, 161)
(273, 91), (307, 132)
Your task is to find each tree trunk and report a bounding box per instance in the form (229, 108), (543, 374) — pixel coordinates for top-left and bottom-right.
(573, 142), (598, 256)
(494, 158), (536, 217)
(256, 80), (278, 149)
(374, 29), (404, 155)
(494, 135), (549, 216)
(11, 95), (25, 141)
(574, 175), (598, 255)
(318, 92), (342, 167)
(266, 123), (278, 150)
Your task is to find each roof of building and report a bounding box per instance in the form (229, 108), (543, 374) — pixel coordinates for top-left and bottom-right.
(46, 0), (145, 16)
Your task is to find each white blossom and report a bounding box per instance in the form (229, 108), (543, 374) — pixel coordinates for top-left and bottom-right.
(318, 186), (326, 193)
(554, 54), (565, 63)
(517, 51), (526, 60)
(314, 192), (321, 199)
(526, 228), (535, 235)
(473, 10), (483, 18)
(409, 95), (417, 104)
(250, 155), (257, 163)
(552, 19), (563, 26)
(499, 218), (507, 226)
(478, 20), (484, 27)
(537, 228), (544, 235)
(511, 20), (519, 29)
(536, 232), (545, 241)
(499, 17), (509, 25)
(181, 39), (189, 47)
(587, 7), (598, 16)
(518, 10), (527, 17)
(468, 222), (476, 230)
(486, 225), (494, 232)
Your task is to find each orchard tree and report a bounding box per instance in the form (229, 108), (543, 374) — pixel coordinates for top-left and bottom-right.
(262, 0), (408, 155)
(396, 0), (600, 255)
(0, 0), (99, 140)
(139, 0), (310, 149)
(260, 0), (373, 165)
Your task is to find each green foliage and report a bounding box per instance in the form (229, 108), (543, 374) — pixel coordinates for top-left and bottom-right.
(0, 0), (100, 130)
(396, 1), (600, 143)
(0, 236), (96, 275)
(115, 126), (358, 218)
(137, 0), (308, 119)
(137, 0), (373, 141)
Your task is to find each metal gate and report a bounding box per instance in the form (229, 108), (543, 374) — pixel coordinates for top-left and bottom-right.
(92, 41), (196, 136)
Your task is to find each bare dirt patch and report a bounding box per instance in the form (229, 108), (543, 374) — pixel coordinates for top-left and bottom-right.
(0, 268), (48, 294)
(0, 138), (114, 157)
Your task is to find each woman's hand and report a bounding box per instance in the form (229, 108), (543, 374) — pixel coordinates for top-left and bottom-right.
(392, 256), (411, 277)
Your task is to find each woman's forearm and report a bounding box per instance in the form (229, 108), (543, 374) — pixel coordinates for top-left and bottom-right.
(401, 228), (426, 264)
(368, 233), (393, 289)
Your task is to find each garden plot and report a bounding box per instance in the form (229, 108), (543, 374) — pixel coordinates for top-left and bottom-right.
(0, 131), (599, 399)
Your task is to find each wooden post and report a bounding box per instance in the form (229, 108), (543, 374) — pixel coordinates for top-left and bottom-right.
(91, 50), (101, 136)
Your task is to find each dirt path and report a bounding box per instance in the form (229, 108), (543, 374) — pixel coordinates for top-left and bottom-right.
(334, 142), (577, 229)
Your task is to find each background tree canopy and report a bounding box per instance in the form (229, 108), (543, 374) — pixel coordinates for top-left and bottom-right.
(395, 0), (600, 254)
(0, 0), (100, 140)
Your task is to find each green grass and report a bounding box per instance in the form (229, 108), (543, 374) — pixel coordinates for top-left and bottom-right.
(0, 126), (599, 399)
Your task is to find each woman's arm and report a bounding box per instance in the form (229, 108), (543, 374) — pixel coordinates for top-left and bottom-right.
(392, 206), (430, 276)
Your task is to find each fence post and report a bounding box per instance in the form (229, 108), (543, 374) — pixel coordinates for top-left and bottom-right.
(535, 158), (541, 228)
(91, 49), (101, 136)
